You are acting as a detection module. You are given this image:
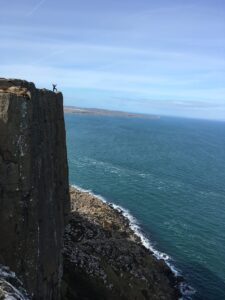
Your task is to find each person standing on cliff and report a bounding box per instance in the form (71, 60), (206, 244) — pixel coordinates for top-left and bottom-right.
(52, 83), (57, 92)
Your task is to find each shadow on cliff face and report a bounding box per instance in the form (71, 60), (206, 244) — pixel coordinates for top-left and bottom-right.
(62, 211), (181, 300)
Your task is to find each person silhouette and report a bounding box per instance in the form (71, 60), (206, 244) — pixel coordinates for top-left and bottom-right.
(52, 84), (57, 92)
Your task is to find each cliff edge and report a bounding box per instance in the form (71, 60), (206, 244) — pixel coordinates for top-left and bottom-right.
(0, 79), (70, 299)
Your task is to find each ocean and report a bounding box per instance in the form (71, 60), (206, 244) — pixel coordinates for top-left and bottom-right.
(65, 113), (225, 300)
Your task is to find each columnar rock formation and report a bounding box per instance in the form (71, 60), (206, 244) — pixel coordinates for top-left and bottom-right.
(0, 79), (70, 300)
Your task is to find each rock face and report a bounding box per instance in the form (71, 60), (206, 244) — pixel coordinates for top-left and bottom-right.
(0, 79), (70, 299)
(62, 187), (181, 300)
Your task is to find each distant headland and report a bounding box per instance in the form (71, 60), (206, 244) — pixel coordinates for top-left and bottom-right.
(64, 106), (160, 119)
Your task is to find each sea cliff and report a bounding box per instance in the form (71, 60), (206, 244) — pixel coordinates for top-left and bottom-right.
(0, 78), (70, 299)
(0, 78), (180, 300)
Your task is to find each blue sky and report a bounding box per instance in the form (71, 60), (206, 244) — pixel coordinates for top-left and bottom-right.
(1, 0), (225, 120)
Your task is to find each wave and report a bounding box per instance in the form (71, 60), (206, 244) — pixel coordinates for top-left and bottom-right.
(0, 265), (30, 300)
(71, 184), (196, 299)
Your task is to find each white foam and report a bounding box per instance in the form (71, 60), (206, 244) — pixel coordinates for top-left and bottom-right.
(71, 184), (195, 299)
(0, 265), (30, 300)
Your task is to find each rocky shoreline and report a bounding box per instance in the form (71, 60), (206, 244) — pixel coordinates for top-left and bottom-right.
(62, 186), (182, 300)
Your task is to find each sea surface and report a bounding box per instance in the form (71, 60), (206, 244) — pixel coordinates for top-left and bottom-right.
(65, 113), (225, 300)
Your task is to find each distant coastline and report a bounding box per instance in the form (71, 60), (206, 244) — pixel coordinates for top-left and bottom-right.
(64, 106), (160, 119)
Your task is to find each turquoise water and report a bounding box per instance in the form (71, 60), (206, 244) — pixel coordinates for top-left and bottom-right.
(65, 114), (225, 300)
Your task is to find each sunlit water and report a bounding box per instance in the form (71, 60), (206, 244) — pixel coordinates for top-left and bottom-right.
(65, 114), (225, 300)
